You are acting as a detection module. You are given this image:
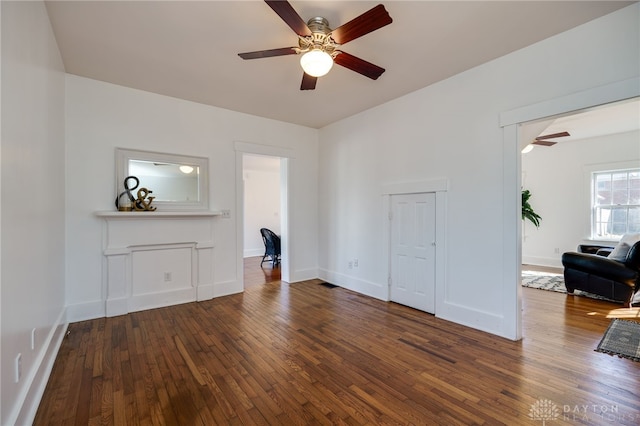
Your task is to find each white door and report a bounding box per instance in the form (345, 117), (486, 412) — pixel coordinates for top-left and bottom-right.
(390, 193), (436, 313)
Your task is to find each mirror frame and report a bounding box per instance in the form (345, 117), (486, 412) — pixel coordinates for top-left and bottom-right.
(115, 148), (209, 211)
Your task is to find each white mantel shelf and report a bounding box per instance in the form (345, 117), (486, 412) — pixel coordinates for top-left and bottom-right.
(95, 210), (222, 218)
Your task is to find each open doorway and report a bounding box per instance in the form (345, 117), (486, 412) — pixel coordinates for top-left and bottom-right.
(243, 154), (283, 288)
(234, 141), (293, 288)
(234, 142), (292, 290)
(518, 97), (640, 312)
(500, 79), (638, 340)
(520, 98), (640, 270)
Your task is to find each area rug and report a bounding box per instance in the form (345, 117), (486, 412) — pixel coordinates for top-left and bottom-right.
(521, 270), (618, 303)
(521, 271), (566, 293)
(595, 319), (640, 362)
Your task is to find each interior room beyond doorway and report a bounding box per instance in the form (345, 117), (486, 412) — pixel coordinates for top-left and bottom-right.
(243, 153), (284, 290)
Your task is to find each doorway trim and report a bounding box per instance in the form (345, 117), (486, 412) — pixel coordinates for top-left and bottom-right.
(381, 178), (448, 313)
(235, 141), (294, 287)
(500, 77), (639, 340)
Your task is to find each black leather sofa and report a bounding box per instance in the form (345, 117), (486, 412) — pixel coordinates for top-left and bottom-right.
(561, 241), (640, 306)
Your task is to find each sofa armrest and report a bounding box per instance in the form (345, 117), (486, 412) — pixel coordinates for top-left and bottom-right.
(562, 252), (637, 287)
(625, 241), (640, 272)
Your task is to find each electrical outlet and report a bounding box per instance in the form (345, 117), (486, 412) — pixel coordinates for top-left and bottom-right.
(221, 209), (231, 219)
(15, 353), (22, 383)
(164, 272), (172, 282)
(554, 248), (560, 254)
(354, 259), (359, 268)
(31, 328), (36, 351)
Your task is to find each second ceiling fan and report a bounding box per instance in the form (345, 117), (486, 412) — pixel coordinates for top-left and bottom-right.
(238, 1), (393, 90)
(532, 131), (571, 146)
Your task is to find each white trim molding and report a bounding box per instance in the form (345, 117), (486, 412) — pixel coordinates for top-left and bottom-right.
(381, 178), (449, 195)
(234, 141), (295, 159)
(234, 141), (294, 287)
(500, 77), (640, 127)
(380, 180), (448, 317)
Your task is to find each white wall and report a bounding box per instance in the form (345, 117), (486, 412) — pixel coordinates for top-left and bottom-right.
(0, 3), (637, 421)
(65, 75), (319, 321)
(318, 4), (639, 339)
(243, 156), (281, 258)
(1, 1), (67, 424)
(522, 130), (640, 267)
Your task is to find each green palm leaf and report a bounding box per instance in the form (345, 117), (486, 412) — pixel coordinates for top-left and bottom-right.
(522, 189), (541, 228)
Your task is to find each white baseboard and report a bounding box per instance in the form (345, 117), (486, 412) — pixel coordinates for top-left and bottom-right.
(11, 308), (68, 426)
(214, 279), (243, 297)
(290, 267), (319, 283)
(318, 268), (387, 301)
(243, 248), (263, 258)
(318, 268), (516, 340)
(197, 282), (215, 300)
(435, 300), (509, 339)
(106, 296), (129, 317)
(66, 299), (104, 323)
(67, 282), (227, 322)
(522, 255), (563, 269)
(128, 288), (197, 314)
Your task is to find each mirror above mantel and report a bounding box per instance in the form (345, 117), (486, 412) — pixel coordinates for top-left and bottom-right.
(115, 148), (209, 211)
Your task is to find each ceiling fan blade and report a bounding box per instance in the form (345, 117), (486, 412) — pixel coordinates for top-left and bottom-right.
(535, 131), (570, 140)
(334, 51), (385, 80)
(238, 47), (297, 60)
(330, 4), (393, 45)
(300, 73), (317, 90)
(531, 140), (557, 146)
(264, 0), (312, 36)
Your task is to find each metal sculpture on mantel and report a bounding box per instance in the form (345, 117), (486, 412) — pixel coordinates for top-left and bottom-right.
(115, 176), (156, 212)
(133, 187), (156, 211)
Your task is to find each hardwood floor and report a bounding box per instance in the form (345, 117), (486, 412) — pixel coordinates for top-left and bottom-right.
(34, 263), (640, 425)
(243, 256), (281, 289)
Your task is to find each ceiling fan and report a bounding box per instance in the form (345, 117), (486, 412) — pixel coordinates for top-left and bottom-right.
(532, 131), (571, 146)
(238, 1), (393, 90)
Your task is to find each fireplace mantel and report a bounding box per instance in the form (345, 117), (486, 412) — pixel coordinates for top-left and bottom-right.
(95, 210), (221, 316)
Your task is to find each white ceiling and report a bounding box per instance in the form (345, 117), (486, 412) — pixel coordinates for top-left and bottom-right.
(521, 97), (640, 150)
(45, 1), (634, 129)
(540, 98), (640, 140)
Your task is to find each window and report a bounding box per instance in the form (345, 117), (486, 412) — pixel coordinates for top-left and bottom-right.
(592, 169), (640, 239)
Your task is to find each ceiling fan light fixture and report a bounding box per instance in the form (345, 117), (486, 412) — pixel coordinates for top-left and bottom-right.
(300, 49), (333, 77)
(521, 144), (535, 154)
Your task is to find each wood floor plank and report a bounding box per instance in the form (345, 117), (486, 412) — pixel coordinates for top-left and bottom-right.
(34, 260), (640, 425)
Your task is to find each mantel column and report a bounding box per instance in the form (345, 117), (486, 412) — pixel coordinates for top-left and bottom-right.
(104, 247), (130, 317)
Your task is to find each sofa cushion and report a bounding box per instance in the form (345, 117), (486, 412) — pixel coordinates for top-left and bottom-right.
(609, 233), (640, 261)
(609, 242), (631, 261)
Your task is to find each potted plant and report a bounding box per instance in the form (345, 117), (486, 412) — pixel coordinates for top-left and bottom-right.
(522, 189), (541, 228)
